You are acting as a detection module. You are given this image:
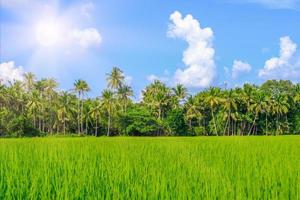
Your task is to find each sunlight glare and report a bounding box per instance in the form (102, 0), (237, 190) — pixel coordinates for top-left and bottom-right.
(35, 19), (62, 47)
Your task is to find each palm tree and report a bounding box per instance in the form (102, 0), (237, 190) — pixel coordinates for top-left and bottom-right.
(74, 79), (90, 135)
(143, 80), (171, 119)
(273, 94), (289, 135)
(248, 90), (266, 135)
(89, 98), (102, 136)
(117, 84), (133, 113)
(263, 95), (271, 135)
(101, 89), (115, 136)
(293, 84), (300, 103)
(184, 96), (202, 130)
(204, 87), (223, 136)
(23, 72), (36, 92)
(26, 90), (42, 128)
(222, 89), (237, 136)
(172, 84), (188, 107)
(107, 67), (125, 91)
(56, 91), (75, 135)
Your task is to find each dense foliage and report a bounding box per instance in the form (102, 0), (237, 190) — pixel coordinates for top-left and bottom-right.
(0, 67), (299, 137)
(1, 137), (299, 199)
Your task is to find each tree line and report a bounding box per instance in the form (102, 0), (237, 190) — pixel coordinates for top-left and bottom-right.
(0, 67), (300, 137)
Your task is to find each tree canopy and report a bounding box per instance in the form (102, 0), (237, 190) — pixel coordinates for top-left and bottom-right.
(0, 69), (299, 137)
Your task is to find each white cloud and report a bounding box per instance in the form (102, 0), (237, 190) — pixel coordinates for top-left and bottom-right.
(124, 75), (133, 85)
(147, 69), (170, 83)
(0, 61), (24, 83)
(259, 36), (300, 81)
(232, 60), (252, 78)
(234, 0), (300, 9)
(168, 11), (216, 88)
(147, 74), (169, 82)
(71, 28), (102, 48)
(80, 2), (94, 18)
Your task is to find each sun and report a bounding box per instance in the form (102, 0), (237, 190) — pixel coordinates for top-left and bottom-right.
(35, 19), (62, 47)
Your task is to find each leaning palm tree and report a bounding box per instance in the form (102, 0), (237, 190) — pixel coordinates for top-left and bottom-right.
(106, 67), (125, 91)
(101, 89), (115, 136)
(204, 87), (223, 136)
(73, 79), (90, 135)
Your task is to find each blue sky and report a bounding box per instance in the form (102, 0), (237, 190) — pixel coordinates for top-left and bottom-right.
(1, 0), (300, 98)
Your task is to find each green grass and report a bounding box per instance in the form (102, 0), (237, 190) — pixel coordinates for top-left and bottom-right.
(0, 136), (300, 199)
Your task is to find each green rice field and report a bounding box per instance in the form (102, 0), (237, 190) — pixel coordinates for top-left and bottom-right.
(0, 136), (300, 199)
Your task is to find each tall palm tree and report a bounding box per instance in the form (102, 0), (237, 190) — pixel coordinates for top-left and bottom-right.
(89, 98), (102, 136)
(107, 67), (125, 91)
(23, 72), (36, 92)
(184, 96), (202, 130)
(248, 90), (266, 135)
(172, 84), (188, 106)
(26, 90), (42, 128)
(101, 90), (115, 136)
(222, 89), (237, 136)
(273, 94), (289, 135)
(43, 78), (58, 134)
(74, 79), (90, 135)
(204, 87), (223, 136)
(143, 80), (171, 119)
(56, 91), (75, 135)
(117, 84), (133, 113)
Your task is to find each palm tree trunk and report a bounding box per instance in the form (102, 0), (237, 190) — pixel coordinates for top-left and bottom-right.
(265, 114), (268, 136)
(158, 107), (162, 120)
(77, 93), (80, 135)
(211, 108), (218, 136)
(63, 119), (66, 135)
(81, 99), (84, 134)
(95, 115), (98, 137)
(107, 113), (111, 136)
(248, 113), (257, 136)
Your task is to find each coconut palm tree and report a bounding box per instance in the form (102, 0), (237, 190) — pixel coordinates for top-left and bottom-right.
(248, 90), (266, 135)
(56, 91), (75, 135)
(23, 72), (36, 92)
(184, 96), (202, 130)
(26, 90), (42, 128)
(204, 87), (223, 136)
(107, 67), (125, 91)
(222, 89), (237, 136)
(89, 98), (102, 136)
(172, 84), (188, 107)
(74, 79), (90, 135)
(101, 89), (115, 136)
(142, 80), (171, 119)
(117, 84), (133, 113)
(273, 94), (289, 135)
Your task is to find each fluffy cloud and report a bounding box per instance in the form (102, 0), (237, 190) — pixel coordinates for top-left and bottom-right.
(259, 36), (300, 81)
(232, 60), (252, 78)
(124, 75), (133, 85)
(71, 28), (102, 48)
(0, 61), (24, 83)
(147, 70), (170, 83)
(168, 11), (216, 88)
